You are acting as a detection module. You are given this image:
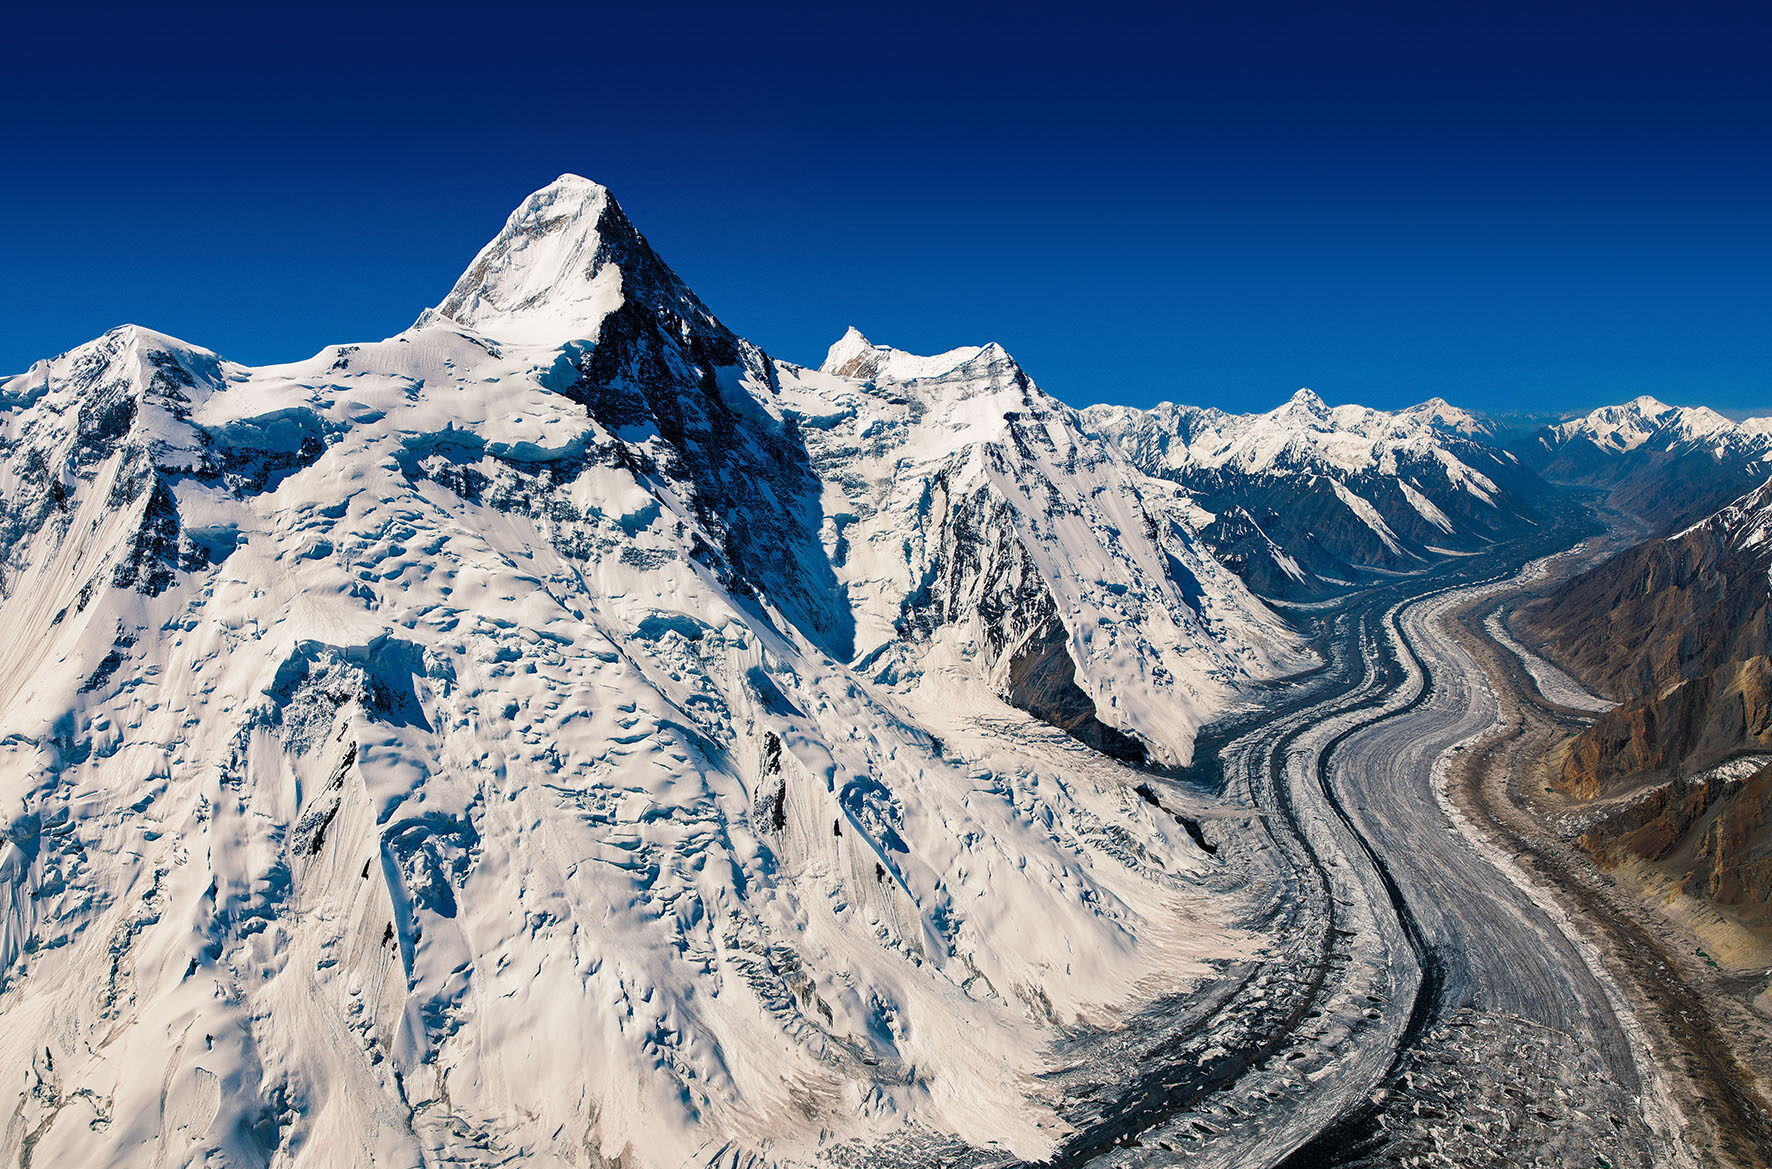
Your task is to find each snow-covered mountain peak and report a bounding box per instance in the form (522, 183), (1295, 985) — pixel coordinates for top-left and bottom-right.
(1083, 389), (1539, 595)
(1, 323), (227, 449)
(13, 322), (218, 382)
(1394, 396), (1494, 438)
(417, 174), (724, 350)
(422, 175), (614, 340)
(780, 344), (1306, 767)
(1543, 395), (1764, 457)
(1663, 403), (1734, 439)
(820, 325), (879, 376)
(1084, 388), (1510, 481)
(1517, 396), (1772, 531)
(89, 321), (211, 359)
(1285, 387), (1327, 411)
(1560, 396), (1678, 447)
(818, 327), (1000, 383)
(0, 182), (1315, 1168)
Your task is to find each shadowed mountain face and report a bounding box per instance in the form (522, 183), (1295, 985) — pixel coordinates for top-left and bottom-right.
(1085, 392), (1544, 599)
(1517, 478), (1772, 932)
(421, 174), (855, 659)
(1519, 484), (1772, 702)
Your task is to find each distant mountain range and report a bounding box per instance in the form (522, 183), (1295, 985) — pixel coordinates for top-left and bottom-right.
(1084, 391), (1543, 597)
(1514, 395), (1772, 530)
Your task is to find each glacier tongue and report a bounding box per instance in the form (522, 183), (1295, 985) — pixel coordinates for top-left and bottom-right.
(0, 182), (1307, 1167)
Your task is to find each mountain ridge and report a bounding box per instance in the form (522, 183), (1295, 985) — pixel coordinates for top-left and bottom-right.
(1082, 391), (1542, 597)
(8, 171), (1760, 1169)
(1515, 396), (1772, 531)
(1514, 474), (1772, 959)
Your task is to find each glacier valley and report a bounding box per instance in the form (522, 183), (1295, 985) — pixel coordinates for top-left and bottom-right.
(2, 176), (1766, 1169)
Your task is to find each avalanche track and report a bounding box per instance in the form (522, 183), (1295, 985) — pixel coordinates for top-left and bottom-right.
(1009, 506), (1696, 1168)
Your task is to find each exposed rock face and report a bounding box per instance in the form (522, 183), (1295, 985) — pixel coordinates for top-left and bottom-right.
(1516, 478), (1772, 697)
(1085, 391), (1543, 598)
(1518, 478), (1772, 930)
(1577, 764), (1772, 931)
(1555, 657), (1772, 797)
(1003, 615), (1148, 763)
(1514, 395), (1772, 532)
(1518, 485), (1772, 700)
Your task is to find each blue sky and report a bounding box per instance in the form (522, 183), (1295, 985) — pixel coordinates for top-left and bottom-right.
(4, 1), (1767, 415)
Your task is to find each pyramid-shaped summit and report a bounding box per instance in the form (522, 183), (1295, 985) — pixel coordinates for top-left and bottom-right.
(419, 174), (730, 350)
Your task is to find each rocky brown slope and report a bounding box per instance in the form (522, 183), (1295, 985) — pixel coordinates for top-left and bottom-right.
(1517, 480), (1772, 936)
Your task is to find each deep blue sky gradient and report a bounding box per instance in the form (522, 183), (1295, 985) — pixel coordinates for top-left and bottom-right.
(4, 1), (1768, 415)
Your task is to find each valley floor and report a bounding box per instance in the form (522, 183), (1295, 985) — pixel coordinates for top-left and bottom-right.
(998, 506), (1772, 1167)
(1449, 568), (1772, 1169)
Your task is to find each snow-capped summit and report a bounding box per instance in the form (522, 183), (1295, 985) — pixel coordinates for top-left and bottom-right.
(785, 333), (1306, 766)
(0, 178), (1305, 1169)
(820, 325), (1005, 384)
(1537, 394), (1755, 458)
(1282, 386), (1327, 414)
(1545, 395), (1678, 454)
(417, 174), (729, 352)
(420, 174), (618, 341)
(1394, 396), (1494, 438)
(820, 324), (877, 375)
(1083, 390), (1539, 597)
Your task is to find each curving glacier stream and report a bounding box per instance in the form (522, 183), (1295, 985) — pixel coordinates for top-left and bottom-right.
(1002, 507), (1694, 1168)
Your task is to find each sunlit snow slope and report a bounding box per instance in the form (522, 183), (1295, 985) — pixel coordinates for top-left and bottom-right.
(0, 176), (1305, 1168)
